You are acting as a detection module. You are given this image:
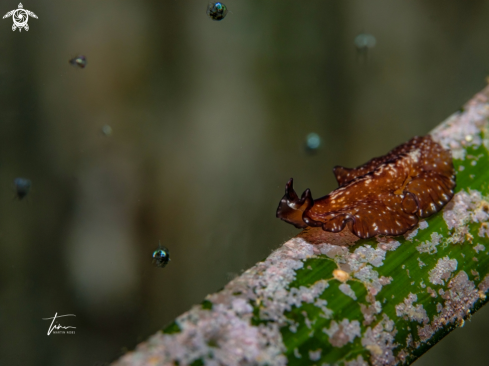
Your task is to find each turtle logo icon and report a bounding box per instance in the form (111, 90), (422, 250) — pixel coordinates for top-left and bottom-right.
(3, 3), (37, 32)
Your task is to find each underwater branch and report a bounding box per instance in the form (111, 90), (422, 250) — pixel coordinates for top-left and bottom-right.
(112, 85), (489, 366)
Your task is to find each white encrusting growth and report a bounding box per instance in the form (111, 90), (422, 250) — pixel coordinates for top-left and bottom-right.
(308, 349), (322, 361)
(361, 314), (397, 365)
(479, 222), (489, 238)
(323, 319), (361, 347)
(339, 283), (357, 300)
(395, 293), (429, 324)
(416, 232), (443, 254)
(404, 219), (428, 241)
(418, 271), (485, 343)
(429, 257), (458, 285)
(419, 220), (429, 230)
(473, 243), (485, 254)
(442, 189), (489, 245)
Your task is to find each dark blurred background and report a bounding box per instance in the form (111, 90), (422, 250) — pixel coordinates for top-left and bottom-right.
(0, 0), (488, 365)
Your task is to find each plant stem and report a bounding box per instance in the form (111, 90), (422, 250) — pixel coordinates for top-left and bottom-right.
(113, 85), (489, 366)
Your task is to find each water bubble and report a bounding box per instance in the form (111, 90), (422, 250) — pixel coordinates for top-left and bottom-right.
(152, 242), (170, 268)
(354, 33), (377, 50)
(207, 2), (228, 21)
(354, 33), (376, 62)
(101, 125), (112, 137)
(305, 133), (321, 153)
(13, 177), (31, 200)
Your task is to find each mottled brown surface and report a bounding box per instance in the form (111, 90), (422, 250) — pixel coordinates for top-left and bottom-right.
(296, 226), (360, 246)
(277, 136), (456, 240)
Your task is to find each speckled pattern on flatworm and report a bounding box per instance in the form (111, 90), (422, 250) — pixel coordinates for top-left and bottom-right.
(277, 135), (456, 239)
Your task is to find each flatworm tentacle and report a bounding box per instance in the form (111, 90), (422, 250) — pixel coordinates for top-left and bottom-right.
(276, 135), (456, 240)
(276, 178), (313, 229)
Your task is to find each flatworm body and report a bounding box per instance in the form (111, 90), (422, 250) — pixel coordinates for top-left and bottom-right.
(276, 135), (456, 239)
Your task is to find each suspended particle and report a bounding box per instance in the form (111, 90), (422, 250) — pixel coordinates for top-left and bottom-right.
(305, 133), (321, 154)
(354, 33), (376, 61)
(152, 243), (170, 268)
(207, 2), (228, 21)
(101, 125), (112, 137)
(13, 177), (31, 200)
(69, 55), (87, 69)
(354, 33), (376, 50)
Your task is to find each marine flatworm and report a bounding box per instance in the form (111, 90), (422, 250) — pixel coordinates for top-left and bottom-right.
(276, 135), (456, 239)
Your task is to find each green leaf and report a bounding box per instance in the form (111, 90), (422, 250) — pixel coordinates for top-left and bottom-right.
(113, 90), (489, 366)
